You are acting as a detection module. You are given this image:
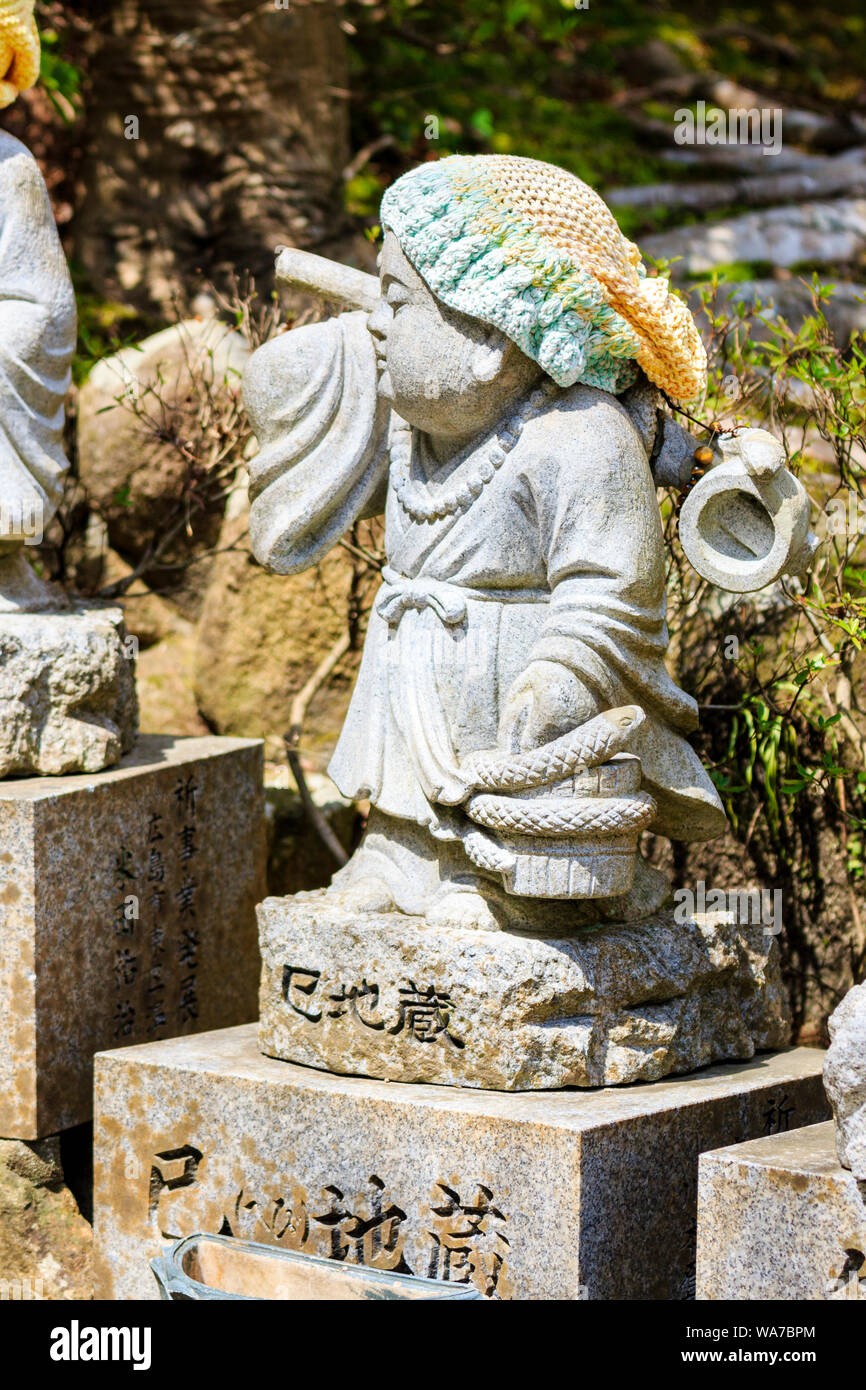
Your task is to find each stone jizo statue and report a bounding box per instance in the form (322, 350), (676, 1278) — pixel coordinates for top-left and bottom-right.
(246, 155), (813, 934)
(0, 127), (76, 611)
(0, 1), (137, 775)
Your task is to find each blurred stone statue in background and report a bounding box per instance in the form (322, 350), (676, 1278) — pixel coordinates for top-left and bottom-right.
(246, 155), (814, 1088)
(0, 0), (137, 775)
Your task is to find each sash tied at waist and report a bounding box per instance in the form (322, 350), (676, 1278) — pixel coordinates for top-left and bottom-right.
(376, 567), (467, 627)
(375, 566), (549, 628)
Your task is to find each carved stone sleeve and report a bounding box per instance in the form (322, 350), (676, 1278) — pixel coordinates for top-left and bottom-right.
(244, 310), (389, 575)
(526, 397), (726, 841)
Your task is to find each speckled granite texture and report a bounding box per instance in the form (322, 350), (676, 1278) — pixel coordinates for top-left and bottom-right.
(697, 1121), (866, 1300)
(258, 898), (790, 1089)
(0, 735), (265, 1138)
(93, 1024), (827, 1300)
(0, 604), (138, 777)
(824, 982), (866, 1178)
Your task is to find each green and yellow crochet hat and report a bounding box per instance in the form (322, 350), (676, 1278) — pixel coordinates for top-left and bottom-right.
(380, 154), (706, 403)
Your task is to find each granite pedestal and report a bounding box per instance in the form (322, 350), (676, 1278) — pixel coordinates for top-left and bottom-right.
(93, 1025), (828, 1300)
(258, 898), (790, 1090)
(0, 735), (266, 1138)
(696, 1121), (866, 1300)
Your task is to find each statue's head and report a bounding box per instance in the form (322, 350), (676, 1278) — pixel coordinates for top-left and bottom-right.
(368, 231), (542, 439)
(0, 0), (39, 109)
(372, 154), (706, 435)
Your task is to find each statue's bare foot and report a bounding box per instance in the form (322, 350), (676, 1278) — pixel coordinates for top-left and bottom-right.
(299, 878), (397, 912)
(425, 889), (503, 932)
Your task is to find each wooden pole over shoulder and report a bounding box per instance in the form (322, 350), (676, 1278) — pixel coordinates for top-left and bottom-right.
(274, 246), (379, 313)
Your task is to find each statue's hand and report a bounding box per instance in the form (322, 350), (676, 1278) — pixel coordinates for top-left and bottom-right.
(499, 660), (599, 753)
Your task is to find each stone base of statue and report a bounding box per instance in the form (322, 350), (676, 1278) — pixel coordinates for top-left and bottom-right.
(696, 1121), (866, 1300)
(0, 734), (265, 1138)
(0, 577), (138, 776)
(257, 896), (790, 1090)
(91, 1023), (827, 1300)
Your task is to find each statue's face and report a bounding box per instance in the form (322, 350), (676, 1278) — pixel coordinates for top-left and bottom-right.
(367, 232), (536, 439)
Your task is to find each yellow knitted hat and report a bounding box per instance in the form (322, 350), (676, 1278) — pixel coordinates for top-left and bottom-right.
(381, 155), (707, 403)
(0, 0), (39, 109)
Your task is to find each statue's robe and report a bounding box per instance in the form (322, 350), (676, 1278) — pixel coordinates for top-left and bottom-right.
(0, 132), (75, 538)
(244, 311), (725, 866)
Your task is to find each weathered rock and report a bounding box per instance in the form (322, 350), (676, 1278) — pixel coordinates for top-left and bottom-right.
(0, 603), (138, 777)
(70, 1), (351, 318)
(92, 1023), (828, 1300)
(0, 734), (265, 1137)
(257, 899), (790, 1090)
(0, 1137), (92, 1301)
(193, 479), (365, 751)
(696, 1121), (865, 1301)
(661, 145), (850, 174)
(609, 149), (866, 214)
(77, 319), (250, 617)
(98, 550), (189, 650)
(136, 627), (211, 739)
(824, 982), (866, 1179)
(644, 198), (866, 278)
(617, 37), (691, 85)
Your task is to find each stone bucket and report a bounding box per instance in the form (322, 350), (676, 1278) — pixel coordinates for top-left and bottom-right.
(151, 1233), (483, 1301)
(466, 753), (656, 898)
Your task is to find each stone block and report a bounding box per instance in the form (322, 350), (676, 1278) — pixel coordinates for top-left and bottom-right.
(92, 1024), (828, 1300)
(0, 602), (138, 778)
(0, 735), (265, 1139)
(257, 898), (789, 1089)
(696, 1121), (866, 1300)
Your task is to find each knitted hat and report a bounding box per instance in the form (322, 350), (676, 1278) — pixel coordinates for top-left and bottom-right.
(0, 0), (39, 109)
(380, 154), (706, 403)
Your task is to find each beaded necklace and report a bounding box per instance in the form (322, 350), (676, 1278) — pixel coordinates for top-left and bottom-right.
(389, 381), (557, 524)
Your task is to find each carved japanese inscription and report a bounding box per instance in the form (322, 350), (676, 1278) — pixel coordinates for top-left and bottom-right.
(281, 966), (464, 1049)
(110, 774), (203, 1044)
(148, 1152), (510, 1299)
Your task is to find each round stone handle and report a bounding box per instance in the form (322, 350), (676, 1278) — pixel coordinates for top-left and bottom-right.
(678, 429), (818, 593)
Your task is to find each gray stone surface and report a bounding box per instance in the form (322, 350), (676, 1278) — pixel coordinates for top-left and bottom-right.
(691, 277), (866, 351)
(696, 1121), (866, 1300)
(92, 1024), (828, 1301)
(0, 602), (138, 777)
(824, 981), (866, 1178)
(0, 734), (265, 1138)
(258, 897), (790, 1089)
